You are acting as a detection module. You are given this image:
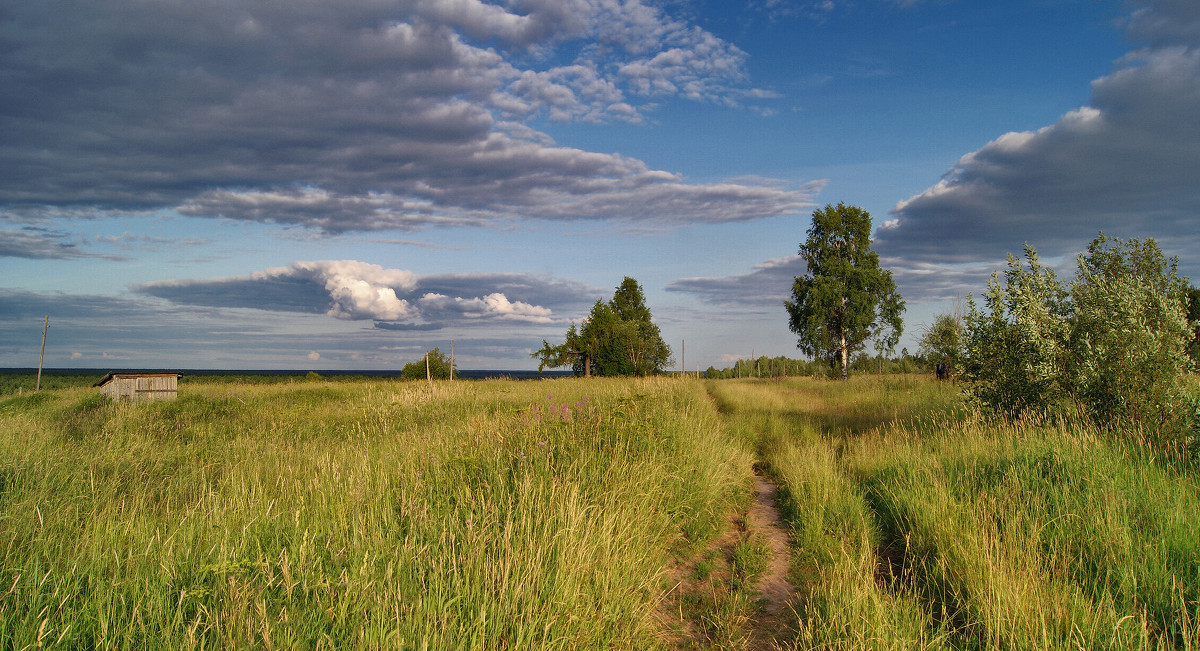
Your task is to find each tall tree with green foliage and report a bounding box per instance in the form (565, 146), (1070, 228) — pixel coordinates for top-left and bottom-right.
(786, 203), (905, 382)
(533, 277), (672, 376)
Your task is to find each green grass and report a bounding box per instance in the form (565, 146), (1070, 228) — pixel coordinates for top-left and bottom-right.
(0, 377), (752, 649)
(0, 369), (105, 394)
(712, 376), (1200, 650)
(5, 373), (1198, 649)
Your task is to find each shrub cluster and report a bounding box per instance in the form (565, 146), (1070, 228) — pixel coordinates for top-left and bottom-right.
(399, 346), (454, 380)
(964, 234), (1196, 452)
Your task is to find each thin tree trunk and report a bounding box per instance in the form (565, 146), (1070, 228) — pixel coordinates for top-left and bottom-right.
(840, 331), (848, 382)
(840, 297), (849, 382)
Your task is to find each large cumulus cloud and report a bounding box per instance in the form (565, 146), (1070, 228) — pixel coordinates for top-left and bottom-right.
(0, 0), (813, 232)
(880, 0), (1200, 274)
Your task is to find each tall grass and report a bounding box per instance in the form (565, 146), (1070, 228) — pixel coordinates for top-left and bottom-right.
(0, 377), (752, 648)
(712, 376), (1200, 650)
(9, 374), (1197, 648)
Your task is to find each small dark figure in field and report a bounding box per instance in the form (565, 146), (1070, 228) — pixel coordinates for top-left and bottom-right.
(936, 363), (948, 381)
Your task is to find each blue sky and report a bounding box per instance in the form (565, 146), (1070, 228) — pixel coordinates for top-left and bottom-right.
(2, 0), (1197, 371)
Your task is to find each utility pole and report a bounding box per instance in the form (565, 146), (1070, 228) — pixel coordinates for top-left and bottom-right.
(36, 316), (48, 391)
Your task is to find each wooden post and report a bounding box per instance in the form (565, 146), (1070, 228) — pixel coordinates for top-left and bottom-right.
(36, 316), (48, 392)
(425, 351), (431, 384)
(681, 339), (685, 378)
(450, 339), (454, 381)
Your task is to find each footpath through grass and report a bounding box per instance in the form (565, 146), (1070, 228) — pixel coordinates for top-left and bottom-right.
(0, 377), (752, 649)
(711, 375), (1200, 650)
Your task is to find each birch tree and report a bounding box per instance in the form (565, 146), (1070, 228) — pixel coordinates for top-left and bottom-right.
(785, 203), (905, 381)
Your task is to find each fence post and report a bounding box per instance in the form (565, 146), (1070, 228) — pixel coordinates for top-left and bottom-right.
(36, 316), (48, 392)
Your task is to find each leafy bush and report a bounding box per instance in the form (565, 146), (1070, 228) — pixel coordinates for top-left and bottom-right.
(964, 234), (1196, 451)
(1186, 286), (1200, 364)
(963, 245), (1071, 418)
(1068, 234), (1193, 430)
(917, 310), (964, 377)
(400, 346), (455, 380)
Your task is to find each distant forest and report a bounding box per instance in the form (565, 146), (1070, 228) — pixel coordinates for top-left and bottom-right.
(703, 351), (926, 379)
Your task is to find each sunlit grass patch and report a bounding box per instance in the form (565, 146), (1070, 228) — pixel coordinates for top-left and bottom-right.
(718, 376), (1200, 650)
(0, 377), (752, 649)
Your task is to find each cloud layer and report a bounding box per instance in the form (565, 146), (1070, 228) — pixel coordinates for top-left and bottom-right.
(665, 251), (988, 312)
(665, 256), (805, 309)
(0, 227), (126, 260)
(135, 260), (600, 328)
(881, 0), (1200, 269)
(0, 0), (813, 233)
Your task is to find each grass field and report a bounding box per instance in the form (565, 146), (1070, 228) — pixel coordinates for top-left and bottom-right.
(2, 374), (1198, 649)
(0, 377), (753, 648)
(710, 376), (1200, 650)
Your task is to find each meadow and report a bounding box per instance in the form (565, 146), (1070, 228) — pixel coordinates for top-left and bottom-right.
(710, 376), (1200, 650)
(1, 374), (1198, 649)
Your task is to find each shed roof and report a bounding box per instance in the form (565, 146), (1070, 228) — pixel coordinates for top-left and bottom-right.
(93, 372), (183, 387)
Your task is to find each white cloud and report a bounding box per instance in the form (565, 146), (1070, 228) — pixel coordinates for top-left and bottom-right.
(307, 351), (321, 361)
(418, 292), (554, 323)
(135, 260), (589, 327)
(268, 261), (418, 321)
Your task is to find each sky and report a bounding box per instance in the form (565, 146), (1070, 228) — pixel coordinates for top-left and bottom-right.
(2, 0), (1198, 371)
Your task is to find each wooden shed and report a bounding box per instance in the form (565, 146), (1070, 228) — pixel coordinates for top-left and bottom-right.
(93, 372), (182, 402)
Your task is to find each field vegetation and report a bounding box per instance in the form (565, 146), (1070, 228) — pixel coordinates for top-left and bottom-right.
(712, 375), (1200, 650)
(0, 377), (752, 648)
(2, 373), (1198, 649)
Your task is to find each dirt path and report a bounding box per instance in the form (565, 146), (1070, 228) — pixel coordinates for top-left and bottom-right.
(745, 472), (797, 650)
(658, 467), (798, 649)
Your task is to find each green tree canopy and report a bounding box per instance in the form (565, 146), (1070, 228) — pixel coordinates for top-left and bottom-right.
(533, 277), (672, 377)
(785, 203), (905, 381)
